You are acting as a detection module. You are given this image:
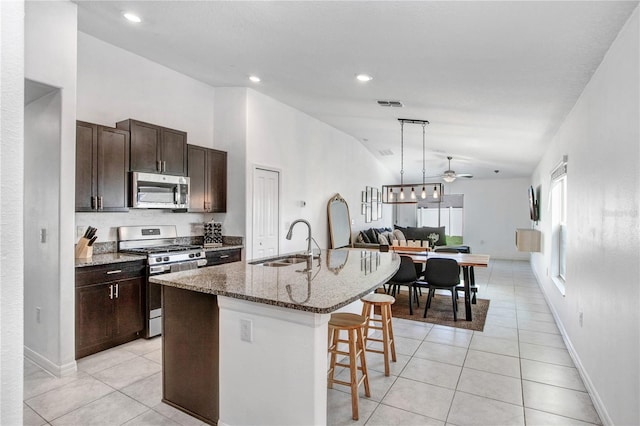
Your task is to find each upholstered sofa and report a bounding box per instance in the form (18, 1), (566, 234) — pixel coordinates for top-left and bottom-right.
(354, 225), (449, 249)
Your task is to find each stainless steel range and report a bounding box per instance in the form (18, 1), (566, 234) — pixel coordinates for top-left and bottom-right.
(118, 225), (207, 338)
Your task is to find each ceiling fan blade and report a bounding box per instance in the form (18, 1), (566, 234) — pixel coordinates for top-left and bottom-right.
(457, 173), (473, 178)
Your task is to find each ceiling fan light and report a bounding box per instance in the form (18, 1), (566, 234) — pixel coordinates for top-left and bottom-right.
(443, 175), (456, 183)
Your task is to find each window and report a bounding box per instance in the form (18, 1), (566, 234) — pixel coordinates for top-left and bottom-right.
(417, 194), (464, 245)
(550, 159), (567, 295)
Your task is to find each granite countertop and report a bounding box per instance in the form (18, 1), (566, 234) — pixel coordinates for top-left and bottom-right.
(75, 252), (147, 268)
(149, 249), (400, 314)
(75, 244), (244, 268)
(203, 245), (244, 252)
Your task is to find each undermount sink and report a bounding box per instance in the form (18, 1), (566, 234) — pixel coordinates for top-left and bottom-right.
(251, 255), (309, 267)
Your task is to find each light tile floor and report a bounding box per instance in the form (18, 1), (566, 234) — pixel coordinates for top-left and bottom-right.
(23, 260), (601, 426)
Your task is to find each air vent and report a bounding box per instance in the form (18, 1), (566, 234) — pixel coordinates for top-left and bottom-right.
(378, 149), (394, 156)
(377, 100), (404, 108)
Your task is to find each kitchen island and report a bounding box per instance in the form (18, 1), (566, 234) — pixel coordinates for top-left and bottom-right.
(150, 249), (399, 426)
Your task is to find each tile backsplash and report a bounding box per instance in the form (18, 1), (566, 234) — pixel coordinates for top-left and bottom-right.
(75, 210), (231, 244)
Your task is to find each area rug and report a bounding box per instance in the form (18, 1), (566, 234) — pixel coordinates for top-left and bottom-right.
(375, 289), (490, 332)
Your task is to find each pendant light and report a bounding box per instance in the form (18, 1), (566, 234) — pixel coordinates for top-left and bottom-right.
(421, 122), (427, 199)
(399, 120), (405, 200)
(382, 118), (442, 204)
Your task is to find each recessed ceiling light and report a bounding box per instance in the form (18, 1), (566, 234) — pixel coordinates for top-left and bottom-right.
(356, 74), (373, 82)
(249, 75), (261, 83)
(123, 12), (142, 23)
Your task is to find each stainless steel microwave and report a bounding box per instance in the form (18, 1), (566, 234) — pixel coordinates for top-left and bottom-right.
(131, 172), (190, 209)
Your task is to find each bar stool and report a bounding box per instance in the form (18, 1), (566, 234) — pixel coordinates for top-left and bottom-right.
(360, 293), (397, 376)
(327, 313), (370, 421)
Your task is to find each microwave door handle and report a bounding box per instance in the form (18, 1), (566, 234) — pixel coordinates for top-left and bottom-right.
(174, 186), (179, 205)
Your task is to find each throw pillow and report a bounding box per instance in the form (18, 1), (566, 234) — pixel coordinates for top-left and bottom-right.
(378, 233), (389, 245)
(365, 228), (378, 243)
(380, 231), (394, 245)
(358, 231), (371, 244)
(392, 229), (406, 244)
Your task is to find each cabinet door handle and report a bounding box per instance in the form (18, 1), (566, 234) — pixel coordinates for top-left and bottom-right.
(106, 269), (122, 274)
(109, 284), (113, 300)
(220, 255), (230, 259)
(97, 196), (103, 210)
(115, 283), (119, 298)
(163, 161), (166, 172)
(91, 196), (97, 210)
(157, 160), (162, 172)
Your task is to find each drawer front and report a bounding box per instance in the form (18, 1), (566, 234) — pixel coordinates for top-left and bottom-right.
(206, 249), (241, 266)
(76, 261), (145, 287)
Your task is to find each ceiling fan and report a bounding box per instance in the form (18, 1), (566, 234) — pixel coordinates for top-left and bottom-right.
(441, 156), (473, 182)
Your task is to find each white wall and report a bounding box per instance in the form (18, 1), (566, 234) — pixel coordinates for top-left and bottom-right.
(0, 1), (25, 422)
(24, 90), (63, 368)
(77, 32), (216, 147)
(24, 0), (78, 375)
(212, 87), (248, 239)
(530, 8), (639, 425)
(242, 89), (394, 258)
(445, 178), (532, 259)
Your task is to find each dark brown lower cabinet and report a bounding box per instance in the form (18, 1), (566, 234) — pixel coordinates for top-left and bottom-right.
(162, 286), (218, 425)
(76, 261), (144, 359)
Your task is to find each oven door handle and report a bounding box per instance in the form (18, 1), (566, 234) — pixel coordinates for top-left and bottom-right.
(149, 265), (170, 275)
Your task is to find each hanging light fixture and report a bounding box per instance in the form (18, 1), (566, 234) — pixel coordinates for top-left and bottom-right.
(421, 122), (427, 199)
(382, 119), (443, 204)
(399, 120), (405, 200)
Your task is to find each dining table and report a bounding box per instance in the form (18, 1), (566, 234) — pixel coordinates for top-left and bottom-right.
(391, 248), (490, 321)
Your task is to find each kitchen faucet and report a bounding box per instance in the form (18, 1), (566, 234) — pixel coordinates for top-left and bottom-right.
(286, 219), (313, 258)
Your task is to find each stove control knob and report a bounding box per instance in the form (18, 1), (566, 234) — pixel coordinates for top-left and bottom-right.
(195, 252), (201, 257)
(155, 257), (162, 263)
(163, 257), (169, 262)
(189, 253), (195, 258)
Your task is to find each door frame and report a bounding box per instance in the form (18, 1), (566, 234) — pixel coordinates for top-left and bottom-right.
(250, 165), (282, 260)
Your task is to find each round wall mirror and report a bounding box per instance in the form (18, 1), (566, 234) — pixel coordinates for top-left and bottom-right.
(327, 193), (352, 249)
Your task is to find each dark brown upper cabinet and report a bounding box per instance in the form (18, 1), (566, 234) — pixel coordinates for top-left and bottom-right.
(75, 121), (130, 212)
(187, 145), (227, 213)
(117, 119), (187, 176)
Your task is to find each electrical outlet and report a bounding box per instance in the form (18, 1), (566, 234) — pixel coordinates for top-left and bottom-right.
(240, 318), (253, 342)
(36, 307), (41, 323)
(40, 228), (47, 243)
(579, 311), (583, 327)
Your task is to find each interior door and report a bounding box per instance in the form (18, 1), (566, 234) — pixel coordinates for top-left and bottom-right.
(252, 168), (279, 260)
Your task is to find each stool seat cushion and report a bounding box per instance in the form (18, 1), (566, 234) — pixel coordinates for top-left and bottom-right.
(360, 293), (395, 305)
(329, 313), (366, 329)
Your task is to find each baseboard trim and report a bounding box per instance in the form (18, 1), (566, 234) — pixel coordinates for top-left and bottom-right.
(531, 267), (613, 426)
(24, 346), (77, 377)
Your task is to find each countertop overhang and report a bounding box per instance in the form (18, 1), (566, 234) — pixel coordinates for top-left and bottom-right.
(150, 249), (400, 313)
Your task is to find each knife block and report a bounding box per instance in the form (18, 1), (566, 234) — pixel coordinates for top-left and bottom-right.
(75, 237), (94, 259)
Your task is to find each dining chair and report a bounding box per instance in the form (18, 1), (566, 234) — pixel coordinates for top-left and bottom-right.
(434, 246), (477, 303)
(421, 258), (461, 321)
(386, 255), (419, 314)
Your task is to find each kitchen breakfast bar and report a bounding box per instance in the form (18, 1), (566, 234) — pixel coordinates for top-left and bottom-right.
(149, 249), (400, 426)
